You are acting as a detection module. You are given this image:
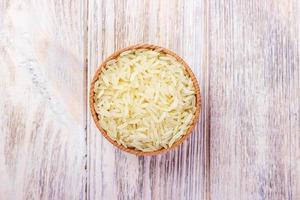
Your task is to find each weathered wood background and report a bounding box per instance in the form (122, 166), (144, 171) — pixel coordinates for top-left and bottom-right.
(0, 0), (299, 199)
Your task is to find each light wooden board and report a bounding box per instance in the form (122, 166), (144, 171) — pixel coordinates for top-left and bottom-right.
(208, 0), (300, 199)
(0, 0), (87, 199)
(87, 0), (208, 199)
(1, 0), (300, 199)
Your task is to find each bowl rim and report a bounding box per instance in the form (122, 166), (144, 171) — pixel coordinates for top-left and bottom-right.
(89, 43), (201, 156)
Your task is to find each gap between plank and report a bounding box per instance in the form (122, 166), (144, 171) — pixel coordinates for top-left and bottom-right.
(204, 0), (211, 199)
(84, 0), (89, 199)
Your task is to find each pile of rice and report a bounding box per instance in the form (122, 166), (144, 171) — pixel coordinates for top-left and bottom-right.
(93, 49), (196, 152)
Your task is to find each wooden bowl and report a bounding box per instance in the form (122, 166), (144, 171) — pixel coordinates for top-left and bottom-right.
(89, 44), (201, 156)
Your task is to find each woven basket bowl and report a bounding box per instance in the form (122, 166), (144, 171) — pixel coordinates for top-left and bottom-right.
(89, 44), (201, 156)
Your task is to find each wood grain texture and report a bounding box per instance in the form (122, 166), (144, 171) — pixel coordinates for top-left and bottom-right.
(0, 0), (87, 199)
(1, 0), (300, 199)
(208, 0), (300, 199)
(87, 0), (208, 199)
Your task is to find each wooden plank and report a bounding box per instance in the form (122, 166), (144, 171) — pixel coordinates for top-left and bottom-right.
(208, 0), (300, 199)
(0, 0), (87, 199)
(87, 0), (208, 199)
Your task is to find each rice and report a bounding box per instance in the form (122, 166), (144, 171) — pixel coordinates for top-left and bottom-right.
(94, 49), (196, 152)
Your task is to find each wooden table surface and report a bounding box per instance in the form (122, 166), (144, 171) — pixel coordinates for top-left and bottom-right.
(0, 0), (299, 199)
